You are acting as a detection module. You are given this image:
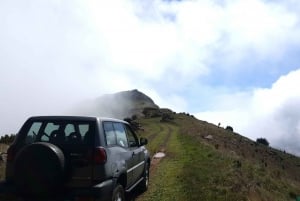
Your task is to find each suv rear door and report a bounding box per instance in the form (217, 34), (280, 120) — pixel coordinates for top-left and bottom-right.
(62, 121), (96, 187)
(14, 119), (96, 188)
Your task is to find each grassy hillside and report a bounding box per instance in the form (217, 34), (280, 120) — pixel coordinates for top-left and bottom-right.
(135, 113), (300, 201)
(1, 112), (300, 200)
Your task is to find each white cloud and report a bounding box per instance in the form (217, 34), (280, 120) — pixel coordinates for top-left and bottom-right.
(146, 90), (188, 112)
(196, 69), (300, 155)
(1, 0), (300, 140)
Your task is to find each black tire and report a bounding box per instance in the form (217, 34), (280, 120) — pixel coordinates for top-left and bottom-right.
(13, 142), (65, 197)
(138, 162), (149, 192)
(112, 184), (125, 201)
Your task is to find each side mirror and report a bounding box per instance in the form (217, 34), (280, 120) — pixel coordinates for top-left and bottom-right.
(140, 137), (148, 146)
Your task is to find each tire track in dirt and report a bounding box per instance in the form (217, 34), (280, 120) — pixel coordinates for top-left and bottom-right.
(127, 125), (170, 201)
(146, 125), (163, 142)
(134, 124), (175, 201)
(159, 125), (172, 151)
(150, 124), (174, 172)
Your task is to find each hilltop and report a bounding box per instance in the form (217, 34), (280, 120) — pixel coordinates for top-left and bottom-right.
(74, 89), (158, 119)
(96, 89), (159, 118)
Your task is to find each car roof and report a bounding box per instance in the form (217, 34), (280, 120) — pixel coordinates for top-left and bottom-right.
(27, 116), (128, 124)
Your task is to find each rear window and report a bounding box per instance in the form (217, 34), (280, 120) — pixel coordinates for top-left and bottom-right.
(21, 120), (95, 145)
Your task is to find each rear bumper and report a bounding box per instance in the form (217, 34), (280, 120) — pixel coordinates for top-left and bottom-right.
(0, 179), (114, 201)
(68, 179), (114, 200)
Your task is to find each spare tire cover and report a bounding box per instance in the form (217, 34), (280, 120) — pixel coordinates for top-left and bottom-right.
(14, 142), (65, 197)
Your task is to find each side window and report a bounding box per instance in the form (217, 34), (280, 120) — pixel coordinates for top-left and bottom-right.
(125, 124), (139, 147)
(103, 122), (116, 146)
(65, 124), (75, 135)
(113, 123), (128, 148)
(40, 133), (49, 142)
(79, 124), (89, 136)
(44, 123), (60, 136)
(65, 124), (91, 142)
(43, 122), (61, 142)
(80, 124), (94, 144)
(26, 122), (42, 144)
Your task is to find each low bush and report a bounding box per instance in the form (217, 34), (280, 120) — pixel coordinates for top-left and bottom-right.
(256, 138), (269, 146)
(225, 126), (233, 132)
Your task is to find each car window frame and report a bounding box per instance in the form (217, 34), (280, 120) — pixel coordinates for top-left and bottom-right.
(124, 124), (139, 148)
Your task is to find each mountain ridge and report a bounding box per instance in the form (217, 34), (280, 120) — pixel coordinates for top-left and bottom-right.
(73, 89), (159, 119)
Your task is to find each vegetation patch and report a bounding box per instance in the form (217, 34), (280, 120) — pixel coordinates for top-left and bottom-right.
(137, 114), (300, 201)
(138, 120), (245, 201)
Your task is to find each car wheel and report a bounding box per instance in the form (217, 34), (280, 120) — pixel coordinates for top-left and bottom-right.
(14, 142), (65, 197)
(112, 184), (125, 201)
(138, 162), (149, 192)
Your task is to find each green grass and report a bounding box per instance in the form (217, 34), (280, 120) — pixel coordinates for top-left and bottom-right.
(178, 135), (245, 201)
(137, 115), (300, 201)
(137, 118), (170, 155)
(139, 122), (186, 201)
(139, 123), (245, 201)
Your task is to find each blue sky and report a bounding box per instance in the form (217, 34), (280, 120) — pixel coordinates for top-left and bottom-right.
(1, 0), (300, 155)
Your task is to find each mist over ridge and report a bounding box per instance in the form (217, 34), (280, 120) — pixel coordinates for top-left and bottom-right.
(69, 89), (159, 119)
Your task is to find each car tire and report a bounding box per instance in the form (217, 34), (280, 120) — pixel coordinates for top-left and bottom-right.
(138, 162), (149, 192)
(13, 142), (65, 197)
(112, 184), (125, 201)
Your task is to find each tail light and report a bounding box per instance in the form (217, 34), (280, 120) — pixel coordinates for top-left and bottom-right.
(88, 147), (107, 165)
(7, 146), (15, 162)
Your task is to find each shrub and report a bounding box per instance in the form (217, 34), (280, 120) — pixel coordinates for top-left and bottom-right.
(123, 117), (132, 124)
(142, 107), (161, 118)
(160, 113), (174, 122)
(225, 126), (233, 132)
(256, 138), (269, 146)
(131, 115), (137, 120)
(123, 117), (140, 131)
(0, 134), (16, 144)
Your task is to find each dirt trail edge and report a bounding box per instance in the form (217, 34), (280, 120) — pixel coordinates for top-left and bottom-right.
(150, 124), (173, 172)
(127, 124), (174, 201)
